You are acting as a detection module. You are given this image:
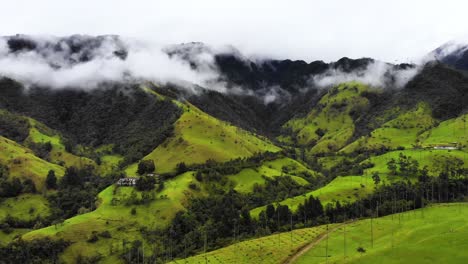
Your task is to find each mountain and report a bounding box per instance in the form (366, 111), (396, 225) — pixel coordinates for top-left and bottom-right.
(1, 35), (468, 263)
(431, 41), (468, 70)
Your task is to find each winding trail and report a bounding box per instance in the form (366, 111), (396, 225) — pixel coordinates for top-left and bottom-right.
(283, 221), (352, 264)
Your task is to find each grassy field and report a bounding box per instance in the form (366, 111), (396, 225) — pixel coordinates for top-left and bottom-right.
(0, 228), (31, 246)
(169, 224), (334, 264)
(421, 114), (468, 150)
(342, 103), (436, 153)
(26, 118), (96, 169)
(228, 158), (320, 193)
(251, 175), (379, 218)
(296, 203), (468, 264)
(0, 194), (51, 222)
(126, 103), (280, 175)
(282, 83), (369, 153)
(363, 149), (468, 177)
(22, 171), (199, 262)
(0, 136), (65, 189)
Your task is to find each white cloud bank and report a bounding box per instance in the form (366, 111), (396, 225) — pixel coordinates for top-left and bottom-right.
(0, 36), (219, 90)
(311, 61), (420, 89)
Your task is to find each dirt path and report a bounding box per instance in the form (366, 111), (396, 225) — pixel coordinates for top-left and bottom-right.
(283, 222), (351, 264)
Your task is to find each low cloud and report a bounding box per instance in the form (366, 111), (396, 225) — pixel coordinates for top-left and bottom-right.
(311, 61), (420, 89)
(0, 35), (220, 91)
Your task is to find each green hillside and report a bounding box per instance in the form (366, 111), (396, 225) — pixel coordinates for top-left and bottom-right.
(342, 103), (437, 153)
(281, 82), (370, 153)
(228, 157), (320, 193)
(251, 174), (379, 217)
(0, 136), (65, 189)
(421, 113), (468, 150)
(364, 149), (468, 176)
(173, 203), (468, 264)
(23, 171), (199, 262)
(296, 203), (468, 264)
(169, 224), (334, 264)
(26, 118), (96, 169)
(0, 194), (51, 223)
(126, 102), (281, 175)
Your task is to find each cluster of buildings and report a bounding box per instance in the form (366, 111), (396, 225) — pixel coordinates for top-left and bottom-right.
(116, 173), (160, 187)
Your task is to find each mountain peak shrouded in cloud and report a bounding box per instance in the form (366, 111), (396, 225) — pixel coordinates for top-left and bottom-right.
(0, 35), (220, 89)
(0, 34), (431, 103)
(429, 39), (468, 71)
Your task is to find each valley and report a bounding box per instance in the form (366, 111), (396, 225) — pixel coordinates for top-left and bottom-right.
(0, 35), (468, 264)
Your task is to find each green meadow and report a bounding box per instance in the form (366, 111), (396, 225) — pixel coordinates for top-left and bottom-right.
(0, 136), (65, 189)
(228, 157), (320, 193)
(23, 171), (199, 262)
(0, 194), (51, 222)
(282, 82), (369, 153)
(26, 119), (96, 169)
(251, 174), (379, 217)
(170, 224), (334, 264)
(342, 103), (437, 153)
(126, 103), (280, 175)
(296, 203), (468, 264)
(364, 149), (468, 176)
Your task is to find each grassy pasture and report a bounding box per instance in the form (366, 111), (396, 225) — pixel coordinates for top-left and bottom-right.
(0, 136), (65, 189)
(296, 203), (468, 264)
(282, 82), (369, 153)
(228, 157), (320, 193)
(126, 103), (280, 175)
(341, 103), (436, 153)
(0, 194), (51, 222)
(251, 175), (379, 218)
(421, 114), (468, 150)
(169, 224), (333, 264)
(22, 171), (198, 262)
(363, 149), (468, 177)
(26, 119), (96, 169)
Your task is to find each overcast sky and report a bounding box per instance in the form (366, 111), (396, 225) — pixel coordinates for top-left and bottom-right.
(1, 0), (467, 63)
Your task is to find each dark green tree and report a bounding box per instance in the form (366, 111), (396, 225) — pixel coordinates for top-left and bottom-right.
(387, 158), (397, 175)
(46, 170), (57, 189)
(372, 171), (381, 185)
(137, 160), (155, 175)
(176, 162), (188, 174)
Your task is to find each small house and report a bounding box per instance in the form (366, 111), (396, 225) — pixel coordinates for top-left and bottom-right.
(117, 177), (138, 186)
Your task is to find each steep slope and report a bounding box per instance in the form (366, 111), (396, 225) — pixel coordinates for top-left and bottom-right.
(281, 82), (370, 153)
(126, 101), (281, 175)
(0, 79), (182, 165)
(342, 103), (437, 153)
(25, 118), (96, 169)
(23, 171), (199, 262)
(421, 113), (468, 150)
(174, 204), (468, 264)
(250, 174), (379, 218)
(297, 203), (468, 264)
(169, 224), (332, 264)
(228, 157), (320, 193)
(431, 41), (468, 71)
(0, 136), (65, 189)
